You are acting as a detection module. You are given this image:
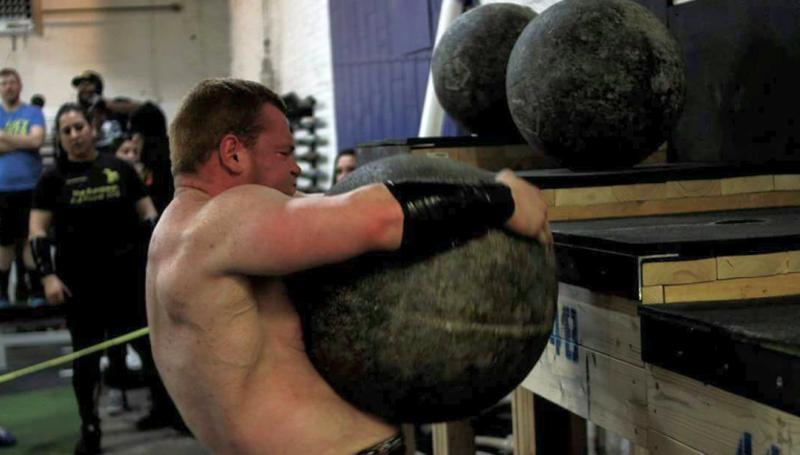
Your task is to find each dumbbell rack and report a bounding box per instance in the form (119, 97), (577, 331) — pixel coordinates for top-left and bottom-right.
(282, 93), (327, 193)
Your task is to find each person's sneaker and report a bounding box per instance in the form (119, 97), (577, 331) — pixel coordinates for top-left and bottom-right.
(0, 427), (17, 447)
(104, 389), (131, 416)
(74, 424), (101, 455)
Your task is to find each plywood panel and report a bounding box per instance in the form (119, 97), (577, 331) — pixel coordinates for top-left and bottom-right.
(662, 272), (800, 303)
(720, 175), (774, 195)
(648, 366), (799, 454)
(587, 350), (649, 447)
(549, 191), (800, 221)
(559, 284), (642, 366)
(716, 250), (800, 279)
(642, 259), (717, 286)
(664, 179), (721, 198)
(774, 174), (800, 191)
(647, 430), (703, 455)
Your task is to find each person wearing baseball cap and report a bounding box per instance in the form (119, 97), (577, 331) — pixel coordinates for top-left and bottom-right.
(69, 70), (140, 154)
(71, 70), (104, 109)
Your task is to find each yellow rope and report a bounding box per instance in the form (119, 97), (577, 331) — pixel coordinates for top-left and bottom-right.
(0, 327), (150, 385)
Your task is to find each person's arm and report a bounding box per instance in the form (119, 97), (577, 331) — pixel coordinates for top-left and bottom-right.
(29, 209), (71, 305)
(198, 172), (548, 277)
(0, 125), (45, 152)
(135, 196), (158, 222)
(201, 183), (403, 277)
(104, 97), (142, 115)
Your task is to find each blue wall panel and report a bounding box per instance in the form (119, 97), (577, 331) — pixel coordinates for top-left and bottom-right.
(330, 0), (461, 152)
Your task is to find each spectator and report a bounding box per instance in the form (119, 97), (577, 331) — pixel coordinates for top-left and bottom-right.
(334, 148), (357, 184)
(29, 103), (157, 455)
(0, 68), (46, 308)
(128, 102), (174, 213)
(115, 103), (185, 432)
(71, 70), (140, 154)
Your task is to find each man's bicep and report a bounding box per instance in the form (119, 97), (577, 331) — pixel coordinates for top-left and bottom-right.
(219, 188), (399, 277)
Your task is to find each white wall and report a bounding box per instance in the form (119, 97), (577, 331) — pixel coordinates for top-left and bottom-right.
(264, 0), (337, 189)
(229, 0), (267, 81)
(0, 0), (231, 126)
(480, 0), (563, 13)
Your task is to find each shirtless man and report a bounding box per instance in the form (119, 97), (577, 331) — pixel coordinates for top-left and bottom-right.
(146, 78), (550, 455)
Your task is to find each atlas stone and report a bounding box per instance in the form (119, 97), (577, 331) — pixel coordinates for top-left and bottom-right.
(506, 0), (686, 169)
(432, 3), (536, 138)
(288, 155), (557, 423)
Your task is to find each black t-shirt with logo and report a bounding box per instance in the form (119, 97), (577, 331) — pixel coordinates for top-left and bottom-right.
(33, 153), (147, 266)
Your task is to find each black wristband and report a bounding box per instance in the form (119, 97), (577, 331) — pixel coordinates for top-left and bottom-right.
(384, 180), (515, 254)
(30, 236), (56, 277)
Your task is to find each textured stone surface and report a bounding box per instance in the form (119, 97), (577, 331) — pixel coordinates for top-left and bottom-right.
(432, 4), (536, 137)
(288, 155), (557, 423)
(507, 0), (686, 169)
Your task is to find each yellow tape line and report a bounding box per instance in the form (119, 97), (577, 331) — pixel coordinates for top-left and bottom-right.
(0, 327), (150, 385)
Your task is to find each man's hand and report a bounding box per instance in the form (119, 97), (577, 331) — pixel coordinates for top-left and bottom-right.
(495, 169), (551, 245)
(42, 275), (72, 305)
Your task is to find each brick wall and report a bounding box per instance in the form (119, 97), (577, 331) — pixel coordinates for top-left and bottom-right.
(265, 0), (338, 190)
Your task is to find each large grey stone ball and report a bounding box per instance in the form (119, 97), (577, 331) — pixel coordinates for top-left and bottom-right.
(506, 0), (686, 169)
(287, 155), (557, 423)
(432, 4), (536, 137)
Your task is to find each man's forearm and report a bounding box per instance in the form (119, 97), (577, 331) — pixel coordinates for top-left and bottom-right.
(0, 133), (44, 150)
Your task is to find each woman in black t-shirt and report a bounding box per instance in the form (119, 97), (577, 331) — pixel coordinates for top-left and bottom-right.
(28, 103), (157, 455)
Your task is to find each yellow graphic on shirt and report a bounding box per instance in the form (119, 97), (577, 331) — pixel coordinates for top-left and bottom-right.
(2, 119), (30, 136)
(103, 168), (120, 184)
(70, 185), (121, 204)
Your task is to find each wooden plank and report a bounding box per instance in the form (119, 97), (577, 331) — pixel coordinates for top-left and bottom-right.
(662, 271), (800, 303)
(549, 191), (800, 221)
(555, 186), (618, 207)
(641, 286), (665, 304)
(414, 144), (550, 172)
(720, 175), (774, 195)
(665, 179), (721, 198)
(611, 183), (667, 202)
(648, 366), (800, 454)
(586, 350), (649, 447)
(716, 250), (800, 279)
(401, 425), (416, 455)
(559, 284), (642, 366)
(521, 342), (588, 418)
(541, 189), (556, 207)
(774, 174), (800, 191)
(647, 430), (703, 455)
(512, 387), (536, 455)
(432, 420), (475, 455)
(642, 258), (717, 286)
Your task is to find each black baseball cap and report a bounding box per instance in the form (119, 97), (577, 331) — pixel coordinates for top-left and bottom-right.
(71, 70), (104, 94)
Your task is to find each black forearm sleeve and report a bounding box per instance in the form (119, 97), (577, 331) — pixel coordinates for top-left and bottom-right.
(384, 180), (515, 254)
(30, 236), (56, 277)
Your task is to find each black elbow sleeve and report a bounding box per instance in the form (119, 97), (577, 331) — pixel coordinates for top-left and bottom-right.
(30, 236), (56, 277)
(384, 180), (515, 254)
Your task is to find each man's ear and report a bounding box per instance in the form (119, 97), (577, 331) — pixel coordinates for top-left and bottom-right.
(218, 134), (245, 174)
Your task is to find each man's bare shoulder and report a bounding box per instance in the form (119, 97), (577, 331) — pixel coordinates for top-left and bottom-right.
(151, 185), (291, 271)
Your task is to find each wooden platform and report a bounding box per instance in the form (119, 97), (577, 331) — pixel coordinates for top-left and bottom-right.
(521, 163), (800, 221)
(553, 207), (800, 303)
(514, 283), (800, 454)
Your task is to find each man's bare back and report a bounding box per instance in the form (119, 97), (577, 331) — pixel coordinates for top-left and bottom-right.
(147, 187), (399, 454)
